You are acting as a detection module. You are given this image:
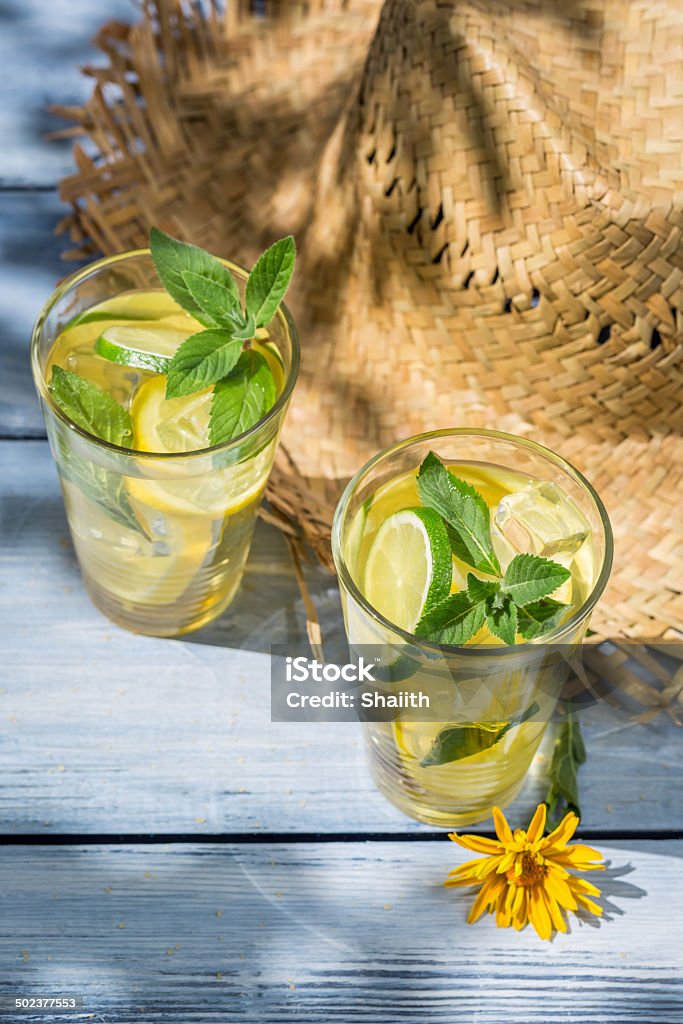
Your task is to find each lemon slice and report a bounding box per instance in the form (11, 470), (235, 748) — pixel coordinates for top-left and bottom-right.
(95, 325), (190, 372)
(363, 507), (452, 632)
(128, 376), (272, 517)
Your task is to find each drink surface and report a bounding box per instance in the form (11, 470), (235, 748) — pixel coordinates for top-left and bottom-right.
(341, 460), (599, 826)
(45, 290), (284, 636)
(346, 461), (597, 643)
(47, 290), (284, 451)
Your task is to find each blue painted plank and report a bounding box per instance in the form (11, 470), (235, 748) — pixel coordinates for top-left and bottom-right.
(0, 192), (82, 436)
(0, 0), (135, 185)
(1, 441), (681, 836)
(0, 842), (681, 1023)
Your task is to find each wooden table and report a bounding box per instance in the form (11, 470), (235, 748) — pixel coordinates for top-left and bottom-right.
(1, 5), (682, 1021)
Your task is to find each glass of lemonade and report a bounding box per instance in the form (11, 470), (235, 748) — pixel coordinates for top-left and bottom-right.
(31, 250), (299, 637)
(332, 429), (612, 827)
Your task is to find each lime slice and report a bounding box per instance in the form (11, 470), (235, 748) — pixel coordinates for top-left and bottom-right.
(127, 376), (273, 517)
(363, 506), (452, 632)
(95, 325), (191, 372)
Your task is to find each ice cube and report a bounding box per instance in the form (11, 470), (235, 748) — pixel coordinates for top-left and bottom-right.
(492, 482), (590, 564)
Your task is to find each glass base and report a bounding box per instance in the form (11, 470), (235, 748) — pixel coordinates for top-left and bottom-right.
(364, 720), (543, 828)
(369, 761), (527, 828)
(81, 571), (243, 637)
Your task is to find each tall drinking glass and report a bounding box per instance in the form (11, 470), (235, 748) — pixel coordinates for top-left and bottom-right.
(31, 250), (299, 637)
(332, 429), (612, 827)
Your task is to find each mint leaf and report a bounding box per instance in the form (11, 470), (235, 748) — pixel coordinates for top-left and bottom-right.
(229, 311), (257, 343)
(56, 438), (147, 537)
(417, 452), (500, 575)
(150, 228), (240, 326)
(467, 573), (499, 604)
(166, 330), (243, 399)
(545, 714), (586, 829)
(245, 236), (296, 328)
(49, 368), (147, 537)
(420, 701), (540, 767)
(209, 351), (277, 445)
(182, 270), (243, 331)
(416, 590), (486, 646)
(485, 594), (518, 645)
(517, 597), (568, 639)
(502, 553), (571, 607)
(49, 366), (133, 446)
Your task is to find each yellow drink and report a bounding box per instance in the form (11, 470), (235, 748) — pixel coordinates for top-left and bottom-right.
(333, 431), (612, 827)
(31, 252), (298, 636)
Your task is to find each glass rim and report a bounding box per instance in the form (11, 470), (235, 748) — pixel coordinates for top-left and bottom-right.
(30, 247), (300, 461)
(332, 427), (614, 654)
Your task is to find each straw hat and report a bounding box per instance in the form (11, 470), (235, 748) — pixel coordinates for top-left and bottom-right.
(55, 0), (683, 641)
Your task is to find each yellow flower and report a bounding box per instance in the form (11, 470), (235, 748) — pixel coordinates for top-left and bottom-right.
(445, 803), (604, 940)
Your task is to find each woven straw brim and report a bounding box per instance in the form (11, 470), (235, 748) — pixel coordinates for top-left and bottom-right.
(53, 0), (682, 643)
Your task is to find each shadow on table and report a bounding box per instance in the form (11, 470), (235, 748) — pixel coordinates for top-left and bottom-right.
(183, 525), (346, 655)
(572, 859), (648, 931)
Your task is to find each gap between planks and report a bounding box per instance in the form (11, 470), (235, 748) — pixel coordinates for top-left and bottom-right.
(0, 829), (681, 846)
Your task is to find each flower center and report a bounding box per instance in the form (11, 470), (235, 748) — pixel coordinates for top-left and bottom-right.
(509, 850), (547, 887)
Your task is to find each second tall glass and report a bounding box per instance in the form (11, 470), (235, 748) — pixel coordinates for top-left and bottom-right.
(332, 430), (613, 827)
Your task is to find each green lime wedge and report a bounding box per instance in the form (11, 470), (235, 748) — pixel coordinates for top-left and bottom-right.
(95, 325), (191, 373)
(363, 506), (452, 632)
(65, 309), (162, 330)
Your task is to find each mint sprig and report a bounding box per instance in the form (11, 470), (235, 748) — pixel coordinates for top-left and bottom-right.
(485, 593), (518, 646)
(150, 229), (296, 444)
(416, 589), (487, 645)
(245, 237), (297, 327)
(517, 598), (567, 639)
(181, 271), (244, 332)
(50, 366), (133, 446)
(502, 553), (570, 607)
(210, 351), (276, 446)
(149, 228), (241, 326)
(415, 452), (572, 645)
(165, 330), (243, 398)
(417, 452), (500, 576)
(420, 701), (540, 767)
(49, 367), (147, 537)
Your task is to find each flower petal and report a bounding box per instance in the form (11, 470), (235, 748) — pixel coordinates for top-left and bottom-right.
(467, 876), (504, 923)
(553, 844), (605, 869)
(504, 882), (521, 920)
(575, 893), (603, 917)
(512, 889), (529, 930)
(544, 860), (570, 880)
(542, 812), (579, 852)
(447, 857), (488, 877)
(529, 886), (553, 940)
(444, 874), (479, 888)
(543, 871), (578, 911)
(569, 876), (602, 898)
(496, 904), (512, 929)
(492, 806), (514, 845)
(526, 803), (547, 844)
(495, 851), (517, 874)
(541, 887), (568, 933)
(449, 832), (503, 855)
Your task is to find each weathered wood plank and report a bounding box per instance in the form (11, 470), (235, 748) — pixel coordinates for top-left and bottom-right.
(0, 193), (80, 436)
(0, 0), (134, 185)
(1, 440), (681, 836)
(0, 842), (681, 1023)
